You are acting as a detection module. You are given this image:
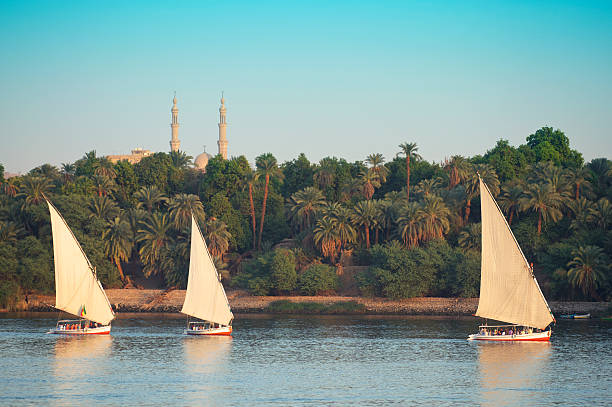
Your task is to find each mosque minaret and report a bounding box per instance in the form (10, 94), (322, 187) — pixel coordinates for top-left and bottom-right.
(169, 94), (180, 152)
(217, 95), (228, 159)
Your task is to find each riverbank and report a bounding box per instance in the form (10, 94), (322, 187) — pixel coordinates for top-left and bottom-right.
(8, 289), (611, 316)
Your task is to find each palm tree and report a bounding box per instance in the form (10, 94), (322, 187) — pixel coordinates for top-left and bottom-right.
(519, 183), (563, 235)
(102, 217), (133, 283)
(414, 177), (442, 197)
(90, 174), (115, 197)
(87, 196), (120, 220)
(242, 171), (258, 249)
(497, 184), (523, 225)
(60, 163), (76, 184)
(365, 153), (389, 183)
(2, 178), (19, 198)
(587, 158), (611, 197)
(359, 169), (381, 200)
(313, 217), (341, 263)
(169, 151), (193, 169)
(339, 177), (362, 203)
(567, 197), (593, 232)
(587, 198), (612, 230)
(330, 206), (357, 251)
(419, 195), (451, 241)
(135, 185), (167, 213)
(458, 223), (481, 251)
(396, 202), (423, 248)
(464, 164), (499, 224)
(566, 245), (607, 299)
(564, 167), (593, 200)
(0, 221), (19, 243)
(443, 155), (470, 190)
(136, 213), (174, 276)
(313, 159), (336, 190)
(93, 158), (117, 179)
(255, 153), (283, 250)
(289, 187), (326, 232)
(351, 200), (379, 249)
(18, 176), (52, 206)
(205, 218), (232, 258)
(397, 142), (421, 201)
(168, 193), (205, 229)
(122, 208), (147, 241)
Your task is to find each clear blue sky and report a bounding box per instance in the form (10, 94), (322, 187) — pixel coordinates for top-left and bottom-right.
(1, 0), (611, 173)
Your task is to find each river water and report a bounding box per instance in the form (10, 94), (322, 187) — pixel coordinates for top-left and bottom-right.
(0, 313), (610, 406)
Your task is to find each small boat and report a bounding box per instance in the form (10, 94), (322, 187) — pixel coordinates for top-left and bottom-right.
(560, 313), (590, 319)
(468, 176), (555, 342)
(46, 199), (115, 334)
(181, 214), (233, 336)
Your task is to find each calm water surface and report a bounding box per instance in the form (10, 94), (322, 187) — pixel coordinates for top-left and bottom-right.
(0, 314), (610, 406)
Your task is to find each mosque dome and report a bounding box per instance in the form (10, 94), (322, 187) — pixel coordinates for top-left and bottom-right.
(194, 148), (212, 172)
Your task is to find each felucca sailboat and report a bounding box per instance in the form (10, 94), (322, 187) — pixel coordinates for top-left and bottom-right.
(46, 199), (115, 335)
(468, 176), (555, 341)
(181, 214), (233, 336)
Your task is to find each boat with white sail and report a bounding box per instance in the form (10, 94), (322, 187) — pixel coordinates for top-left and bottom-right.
(468, 176), (555, 342)
(181, 214), (233, 336)
(46, 199), (115, 335)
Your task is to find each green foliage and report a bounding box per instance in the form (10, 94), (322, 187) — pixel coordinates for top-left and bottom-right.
(298, 264), (339, 295)
(3, 126), (611, 301)
(270, 249), (297, 292)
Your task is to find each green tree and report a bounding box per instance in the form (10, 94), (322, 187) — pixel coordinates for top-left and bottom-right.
(566, 245), (608, 299)
(351, 200), (379, 249)
(168, 193), (205, 229)
(137, 212), (173, 276)
(397, 202), (423, 248)
(135, 185), (167, 213)
(520, 183), (563, 235)
(288, 187), (326, 232)
(93, 158), (117, 179)
(365, 153), (389, 183)
(204, 217), (231, 258)
(270, 248), (297, 292)
(298, 264), (339, 295)
(281, 153), (314, 198)
(18, 177), (53, 207)
(255, 153), (283, 250)
(457, 223), (481, 251)
(242, 171), (258, 250)
(102, 217), (133, 283)
(359, 169), (381, 200)
(87, 196), (120, 221)
(313, 216), (341, 263)
(397, 142), (421, 201)
(419, 195), (451, 241)
(498, 183), (523, 225)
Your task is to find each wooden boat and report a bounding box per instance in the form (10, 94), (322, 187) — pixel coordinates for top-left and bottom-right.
(181, 214), (233, 336)
(560, 313), (590, 319)
(468, 176), (555, 342)
(46, 199), (114, 335)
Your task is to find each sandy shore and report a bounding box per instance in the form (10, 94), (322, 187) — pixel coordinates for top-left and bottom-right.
(13, 289), (611, 316)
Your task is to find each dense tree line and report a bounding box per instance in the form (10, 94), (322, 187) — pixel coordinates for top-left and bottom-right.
(1, 127), (610, 308)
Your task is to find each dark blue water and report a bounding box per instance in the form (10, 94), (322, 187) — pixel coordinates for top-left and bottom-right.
(0, 314), (610, 406)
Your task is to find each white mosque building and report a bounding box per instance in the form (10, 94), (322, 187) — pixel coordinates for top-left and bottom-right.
(108, 94), (229, 172)
(170, 94), (229, 172)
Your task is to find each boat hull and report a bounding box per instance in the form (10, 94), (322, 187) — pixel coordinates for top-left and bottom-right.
(48, 325), (111, 335)
(468, 330), (551, 342)
(184, 325), (232, 336)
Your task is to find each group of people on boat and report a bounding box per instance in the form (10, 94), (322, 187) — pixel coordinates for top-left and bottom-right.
(478, 326), (542, 337)
(57, 321), (102, 331)
(190, 323), (219, 331)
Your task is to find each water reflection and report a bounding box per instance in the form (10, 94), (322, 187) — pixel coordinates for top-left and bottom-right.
(477, 342), (551, 406)
(52, 336), (112, 405)
(182, 336), (232, 404)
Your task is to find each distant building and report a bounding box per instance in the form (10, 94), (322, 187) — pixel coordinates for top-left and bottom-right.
(106, 94), (229, 171)
(107, 148), (153, 164)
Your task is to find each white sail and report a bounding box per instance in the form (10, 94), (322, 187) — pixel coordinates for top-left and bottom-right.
(181, 215), (233, 326)
(47, 200), (115, 325)
(475, 178), (554, 330)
